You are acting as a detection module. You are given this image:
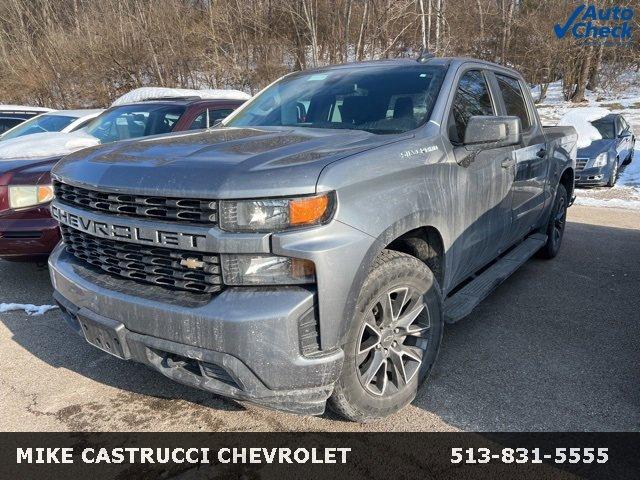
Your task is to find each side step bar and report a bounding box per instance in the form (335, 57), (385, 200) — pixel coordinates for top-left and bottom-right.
(443, 233), (547, 324)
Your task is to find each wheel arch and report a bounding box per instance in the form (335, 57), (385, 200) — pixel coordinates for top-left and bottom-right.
(338, 214), (448, 345)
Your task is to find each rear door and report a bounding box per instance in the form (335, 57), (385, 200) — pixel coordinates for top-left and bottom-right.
(491, 72), (549, 244)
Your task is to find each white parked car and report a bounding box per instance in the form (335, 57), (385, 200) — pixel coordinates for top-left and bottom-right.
(0, 105), (53, 134)
(0, 109), (103, 141)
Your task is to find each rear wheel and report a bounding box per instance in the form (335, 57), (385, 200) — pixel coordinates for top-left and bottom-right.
(537, 183), (568, 259)
(328, 250), (444, 422)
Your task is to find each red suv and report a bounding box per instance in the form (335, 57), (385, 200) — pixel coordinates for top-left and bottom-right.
(0, 96), (246, 261)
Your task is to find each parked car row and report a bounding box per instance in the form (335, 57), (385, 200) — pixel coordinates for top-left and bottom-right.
(0, 88), (249, 261)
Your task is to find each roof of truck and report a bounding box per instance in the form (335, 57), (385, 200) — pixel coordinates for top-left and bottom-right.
(301, 56), (523, 77)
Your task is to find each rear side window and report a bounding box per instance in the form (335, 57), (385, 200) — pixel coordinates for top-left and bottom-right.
(495, 74), (531, 130)
(209, 108), (234, 125)
(448, 70), (494, 144)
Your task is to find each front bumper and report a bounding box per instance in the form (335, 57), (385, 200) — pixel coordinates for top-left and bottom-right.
(49, 246), (344, 415)
(574, 166), (610, 187)
(0, 211), (60, 260)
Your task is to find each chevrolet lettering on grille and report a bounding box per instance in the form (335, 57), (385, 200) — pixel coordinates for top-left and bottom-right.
(51, 204), (207, 251)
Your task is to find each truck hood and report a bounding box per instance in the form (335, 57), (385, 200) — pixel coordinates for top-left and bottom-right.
(577, 139), (615, 159)
(53, 126), (406, 198)
(0, 157), (61, 186)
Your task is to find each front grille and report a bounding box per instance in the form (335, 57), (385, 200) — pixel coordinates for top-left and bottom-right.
(54, 181), (218, 224)
(576, 158), (589, 172)
(60, 225), (223, 294)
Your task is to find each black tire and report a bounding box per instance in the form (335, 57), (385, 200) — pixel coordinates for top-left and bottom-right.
(606, 158), (619, 187)
(328, 249), (444, 422)
(537, 183), (568, 259)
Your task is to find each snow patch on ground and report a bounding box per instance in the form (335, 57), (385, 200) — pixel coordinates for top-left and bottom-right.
(112, 87), (251, 106)
(558, 107), (611, 148)
(0, 303), (58, 315)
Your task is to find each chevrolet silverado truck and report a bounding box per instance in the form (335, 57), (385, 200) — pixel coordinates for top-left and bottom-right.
(48, 57), (577, 421)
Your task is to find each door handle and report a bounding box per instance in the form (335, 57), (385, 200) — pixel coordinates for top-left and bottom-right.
(536, 148), (547, 158)
(501, 158), (516, 168)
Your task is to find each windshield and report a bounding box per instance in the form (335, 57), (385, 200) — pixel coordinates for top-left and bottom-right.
(84, 104), (186, 143)
(1, 114), (76, 140)
(225, 64), (447, 134)
(591, 119), (615, 139)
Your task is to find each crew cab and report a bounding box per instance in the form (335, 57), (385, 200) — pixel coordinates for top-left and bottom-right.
(0, 93), (247, 261)
(48, 58), (577, 421)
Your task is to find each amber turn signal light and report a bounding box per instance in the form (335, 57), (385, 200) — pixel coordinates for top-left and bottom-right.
(290, 194), (330, 226)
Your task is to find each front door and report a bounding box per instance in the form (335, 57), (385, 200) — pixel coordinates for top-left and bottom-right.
(445, 69), (514, 286)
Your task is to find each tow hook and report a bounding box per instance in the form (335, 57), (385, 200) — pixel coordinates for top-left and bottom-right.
(163, 355), (188, 369)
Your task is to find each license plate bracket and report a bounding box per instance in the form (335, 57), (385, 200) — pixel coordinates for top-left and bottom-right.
(78, 311), (131, 360)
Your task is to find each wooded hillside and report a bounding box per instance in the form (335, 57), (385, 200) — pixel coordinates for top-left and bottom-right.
(0, 0), (638, 108)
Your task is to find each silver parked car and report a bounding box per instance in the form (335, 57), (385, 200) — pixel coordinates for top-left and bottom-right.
(574, 113), (635, 187)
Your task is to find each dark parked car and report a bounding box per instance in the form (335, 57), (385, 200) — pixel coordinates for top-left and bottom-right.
(0, 95), (246, 261)
(574, 113), (635, 187)
(0, 105), (53, 134)
(49, 57), (577, 420)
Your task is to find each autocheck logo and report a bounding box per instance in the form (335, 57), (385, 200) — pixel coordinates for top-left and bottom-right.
(554, 4), (634, 44)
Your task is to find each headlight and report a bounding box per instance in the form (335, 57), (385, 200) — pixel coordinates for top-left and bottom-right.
(591, 153), (608, 168)
(221, 254), (315, 285)
(219, 192), (335, 232)
(8, 185), (54, 209)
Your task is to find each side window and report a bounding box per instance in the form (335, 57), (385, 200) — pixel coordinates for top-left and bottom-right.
(448, 70), (494, 144)
(620, 117), (628, 132)
(209, 108), (234, 126)
(495, 74), (531, 130)
(615, 118), (623, 136)
(189, 111), (207, 130)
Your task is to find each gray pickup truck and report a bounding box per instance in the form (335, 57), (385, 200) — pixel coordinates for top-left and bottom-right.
(48, 57), (577, 421)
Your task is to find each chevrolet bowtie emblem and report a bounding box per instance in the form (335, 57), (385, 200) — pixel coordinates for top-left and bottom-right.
(180, 258), (205, 270)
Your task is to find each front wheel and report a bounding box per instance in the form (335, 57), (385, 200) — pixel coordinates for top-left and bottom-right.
(328, 250), (444, 422)
(537, 183), (568, 259)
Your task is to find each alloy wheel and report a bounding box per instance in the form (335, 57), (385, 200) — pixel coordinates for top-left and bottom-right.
(356, 286), (431, 396)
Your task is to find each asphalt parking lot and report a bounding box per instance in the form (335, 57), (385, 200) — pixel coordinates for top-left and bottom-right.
(0, 205), (639, 432)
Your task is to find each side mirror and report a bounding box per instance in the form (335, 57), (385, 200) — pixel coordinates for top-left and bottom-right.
(464, 115), (521, 148)
(619, 130), (632, 138)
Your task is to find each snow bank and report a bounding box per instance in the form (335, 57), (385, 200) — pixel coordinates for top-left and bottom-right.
(0, 303), (58, 315)
(0, 130), (99, 159)
(557, 107), (611, 148)
(112, 87), (250, 106)
(573, 195), (640, 210)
